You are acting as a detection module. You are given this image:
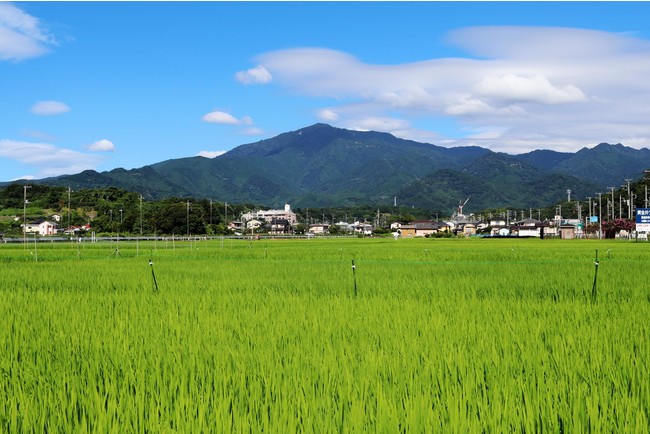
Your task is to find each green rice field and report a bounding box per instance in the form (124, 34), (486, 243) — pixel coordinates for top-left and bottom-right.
(1, 237), (649, 432)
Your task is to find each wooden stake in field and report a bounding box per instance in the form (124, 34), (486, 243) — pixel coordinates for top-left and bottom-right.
(351, 259), (357, 297)
(149, 259), (159, 291)
(591, 249), (599, 302)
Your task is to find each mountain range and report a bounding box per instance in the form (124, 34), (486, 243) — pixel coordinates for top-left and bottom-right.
(6, 123), (650, 214)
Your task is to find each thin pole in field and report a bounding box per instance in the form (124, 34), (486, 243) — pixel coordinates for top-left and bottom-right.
(351, 259), (358, 297)
(149, 259), (159, 291)
(591, 249), (599, 303)
(23, 184), (31, 249)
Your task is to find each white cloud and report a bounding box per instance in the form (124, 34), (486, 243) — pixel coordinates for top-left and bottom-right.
(202, 110), (241, 125)
(202, 111), (260, 136)
(235, 65), (272, 85)
(474, 74), (586, 105)
(197, 150), (226, 158)
(0, 3), (55, 61)
(346, 117), (411, 133)
(31, 100), (70, 116)
(467, 129), (509, 141)
(444, 97), (525, 117)
(318, 109), (339, 122)
(86, 139), (115, 152)
(246, 26), (650, 153)
(0, 139), (105, 177)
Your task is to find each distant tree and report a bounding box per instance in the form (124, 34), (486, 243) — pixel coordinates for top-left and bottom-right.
(147, 200), (206, 235)
(372, 226), (390, 235)
(328, 224), (342, 235)
(602, 219), (635, 239)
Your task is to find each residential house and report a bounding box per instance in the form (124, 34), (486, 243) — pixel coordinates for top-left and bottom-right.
(476, 220), (490, 233)
(22, 219), (57, 236)
(462, 223), (476, 236)
(309, 223), (329, 235)
(228, 221), (244, 233)
(245, 219), (264, 231)
(333, 221), (352, 232)
(511, 218), (546, 237)
(487, 218), (509, 236)
(349, 221), (374, 235)
(269, 218), (291, 234)
(64, 224), (92, 235)
(398, 220), (450, 238)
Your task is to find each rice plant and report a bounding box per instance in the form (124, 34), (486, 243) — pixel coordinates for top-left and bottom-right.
(0, 238), (648, 432)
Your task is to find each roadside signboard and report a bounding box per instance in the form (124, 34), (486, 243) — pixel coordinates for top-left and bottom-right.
(636, 208), (650, 224)
(636, 208), (650, 233)
(590, 216), (598, 223)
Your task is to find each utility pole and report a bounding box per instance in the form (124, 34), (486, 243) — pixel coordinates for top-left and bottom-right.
(67, 187), (72, 234)
(619, 193), (623, 219)
(23, 185), (31, 247)
(209, 199), (213, 226)
(186, 201), (190, 236)
(643, 170), (650, 208)
(625, 178), (633, 220)
(139, 194), (143, 236)
(607, 187), (615, 221)
(596, 192), (603, 239)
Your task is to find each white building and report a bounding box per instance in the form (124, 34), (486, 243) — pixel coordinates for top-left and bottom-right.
(242, 204), (297, 224)
(22, 220), (57, 236)
(246, 219), (264, 230)
(309, 224), (329, 234)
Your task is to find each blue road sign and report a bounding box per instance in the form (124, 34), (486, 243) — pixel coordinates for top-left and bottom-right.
(636, 208), (650, 224)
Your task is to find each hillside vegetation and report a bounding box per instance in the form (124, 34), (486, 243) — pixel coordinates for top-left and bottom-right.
(4, 124), (648, 213)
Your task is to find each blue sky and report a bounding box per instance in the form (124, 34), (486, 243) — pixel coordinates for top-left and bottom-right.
(2, 2), (650, 181)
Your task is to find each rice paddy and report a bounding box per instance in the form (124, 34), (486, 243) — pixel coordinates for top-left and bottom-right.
(1, 237), (648, 432)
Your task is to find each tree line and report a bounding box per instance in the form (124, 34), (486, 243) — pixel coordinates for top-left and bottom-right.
(0, 184), (432, 237)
